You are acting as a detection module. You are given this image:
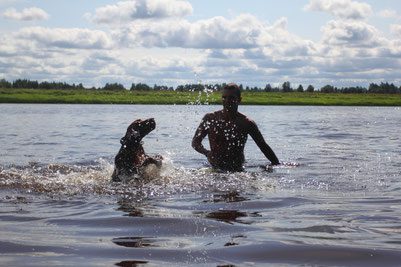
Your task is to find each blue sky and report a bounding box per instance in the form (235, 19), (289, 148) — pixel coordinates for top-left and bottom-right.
(1, 0), (401, 88)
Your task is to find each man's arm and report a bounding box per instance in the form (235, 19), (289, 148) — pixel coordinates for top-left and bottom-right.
(191, 115), (210, 156)
(248, 120), (280, 165)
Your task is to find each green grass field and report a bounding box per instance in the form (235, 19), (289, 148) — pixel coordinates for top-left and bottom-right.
(1, 88), (401, 106)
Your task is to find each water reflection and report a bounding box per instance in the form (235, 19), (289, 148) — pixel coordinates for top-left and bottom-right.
(193, 209), (261, 225)
(205, 191), (249, 203)
(115, 260), (148, 267)
(112, 237), (157, 248)
(204, 210), (247, 224)
(224, 234), (247, 247)
(117, 200), (144, 217)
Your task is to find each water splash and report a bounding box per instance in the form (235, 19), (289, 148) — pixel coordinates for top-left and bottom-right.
(0, 159), (113, 196)
(186, 73), (215, 106)
(0, 158), (280, 199)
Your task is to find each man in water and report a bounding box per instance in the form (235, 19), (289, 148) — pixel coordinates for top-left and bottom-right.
(192, 83), (280, 171)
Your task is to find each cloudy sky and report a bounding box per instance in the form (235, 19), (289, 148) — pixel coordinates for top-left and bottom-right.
(1, 0), (401, 88)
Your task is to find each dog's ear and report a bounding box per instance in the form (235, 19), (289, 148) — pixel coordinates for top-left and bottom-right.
(120, 119), (143, 146)
(120, 137), (128, 145)
(121, 128), (141, 146)
(131, 129), (140, 138)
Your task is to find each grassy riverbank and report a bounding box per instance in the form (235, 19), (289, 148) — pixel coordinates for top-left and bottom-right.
(1, 88), (401, 106)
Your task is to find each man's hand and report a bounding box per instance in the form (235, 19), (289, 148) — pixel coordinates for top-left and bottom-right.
(271, 160), (280, 166)
(206, 151), (219, 167)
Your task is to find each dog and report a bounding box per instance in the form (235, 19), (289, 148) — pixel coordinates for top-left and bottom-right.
(112, 118), (162, 182)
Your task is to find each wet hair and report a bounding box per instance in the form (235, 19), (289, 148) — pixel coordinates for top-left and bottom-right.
(223, 83), (241, 98)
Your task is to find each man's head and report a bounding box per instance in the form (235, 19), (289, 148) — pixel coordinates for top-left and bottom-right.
(222, 83), (241, 113)
(121, 118), (156, 147)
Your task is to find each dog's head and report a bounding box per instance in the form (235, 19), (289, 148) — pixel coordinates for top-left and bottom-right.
(121, 118), (156, 147)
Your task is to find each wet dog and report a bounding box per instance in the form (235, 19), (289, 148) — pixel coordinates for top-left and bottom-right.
(112, 118), (162, 182)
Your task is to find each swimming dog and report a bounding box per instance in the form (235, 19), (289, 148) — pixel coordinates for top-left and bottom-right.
(112, 118), (162, 182)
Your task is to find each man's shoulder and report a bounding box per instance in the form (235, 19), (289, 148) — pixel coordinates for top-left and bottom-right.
(203, 110), (222, 119)
(237, 112), (258, 130)
(237, 112), (254, 123)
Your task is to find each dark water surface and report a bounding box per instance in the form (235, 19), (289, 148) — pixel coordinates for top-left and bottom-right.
(1, 104), (401, 266)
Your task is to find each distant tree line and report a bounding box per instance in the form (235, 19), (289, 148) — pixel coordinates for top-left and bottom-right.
(0, 79), (85, 90)
(1, 78), (401, 94)
(319, 82), (400, 94)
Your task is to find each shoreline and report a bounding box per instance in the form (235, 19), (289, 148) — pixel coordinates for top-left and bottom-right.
(1, 89), (401, 106)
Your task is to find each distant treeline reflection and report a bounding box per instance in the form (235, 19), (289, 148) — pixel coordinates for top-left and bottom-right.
(1, 79), (400, 94)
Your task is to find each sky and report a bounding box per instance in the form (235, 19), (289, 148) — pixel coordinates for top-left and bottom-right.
(1, 0), (401, 88)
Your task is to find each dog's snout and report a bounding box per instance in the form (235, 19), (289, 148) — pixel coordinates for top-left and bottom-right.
(146, 118), (156, 128)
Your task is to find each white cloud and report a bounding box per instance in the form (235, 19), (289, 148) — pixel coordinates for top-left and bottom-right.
(0, 40), (18, 57)
(304, 0), (372, 20)
(0, 52), (80, 82)
(2, 2), (401, 88)
(390, 24), (401, 36)
(189, 15), (264, 49)
(196, 15), (401, 86)
(88, 0), (192, 24)
(378, 9), (399, 19)
(2, 7), (48, 21)
(119, 14), (264, 48)
(16, 27), (114, 49)
(115, 14), (314, 53)
(321, 20), (381, 47)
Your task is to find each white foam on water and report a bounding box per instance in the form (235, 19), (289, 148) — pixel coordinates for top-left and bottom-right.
(0, 155), (283, 199)
(0, 159), (114, 196)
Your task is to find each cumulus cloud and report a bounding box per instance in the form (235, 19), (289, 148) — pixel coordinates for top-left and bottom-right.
(115, 14), (314, 54)
(2, 7), (48, 21)
(321, 20), (381, 47)
(124, 56), (198, 82)
(197, 16), (401, 86)
(2, 1), (401, 88)
(88, 0), (192, 24)
(190, 15), (264, 49)
(117, 14), (265, 49)
(390, 24), (401, 36)
(0, 39), (18, 57)
(378, 9), (399, 19)
(0, 51), (81, 82)
(16, 27), (113, 49)
(304, 0), (372, 20)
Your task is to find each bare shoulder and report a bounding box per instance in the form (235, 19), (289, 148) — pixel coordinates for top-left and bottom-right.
(204, 110), (223, 120)
(237, 113), (259, 133)
(238, 112), (256, 125)
(199, 111), (220, 130)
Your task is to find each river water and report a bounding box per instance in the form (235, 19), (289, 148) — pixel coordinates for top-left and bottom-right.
(0, 104), (400, 266)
